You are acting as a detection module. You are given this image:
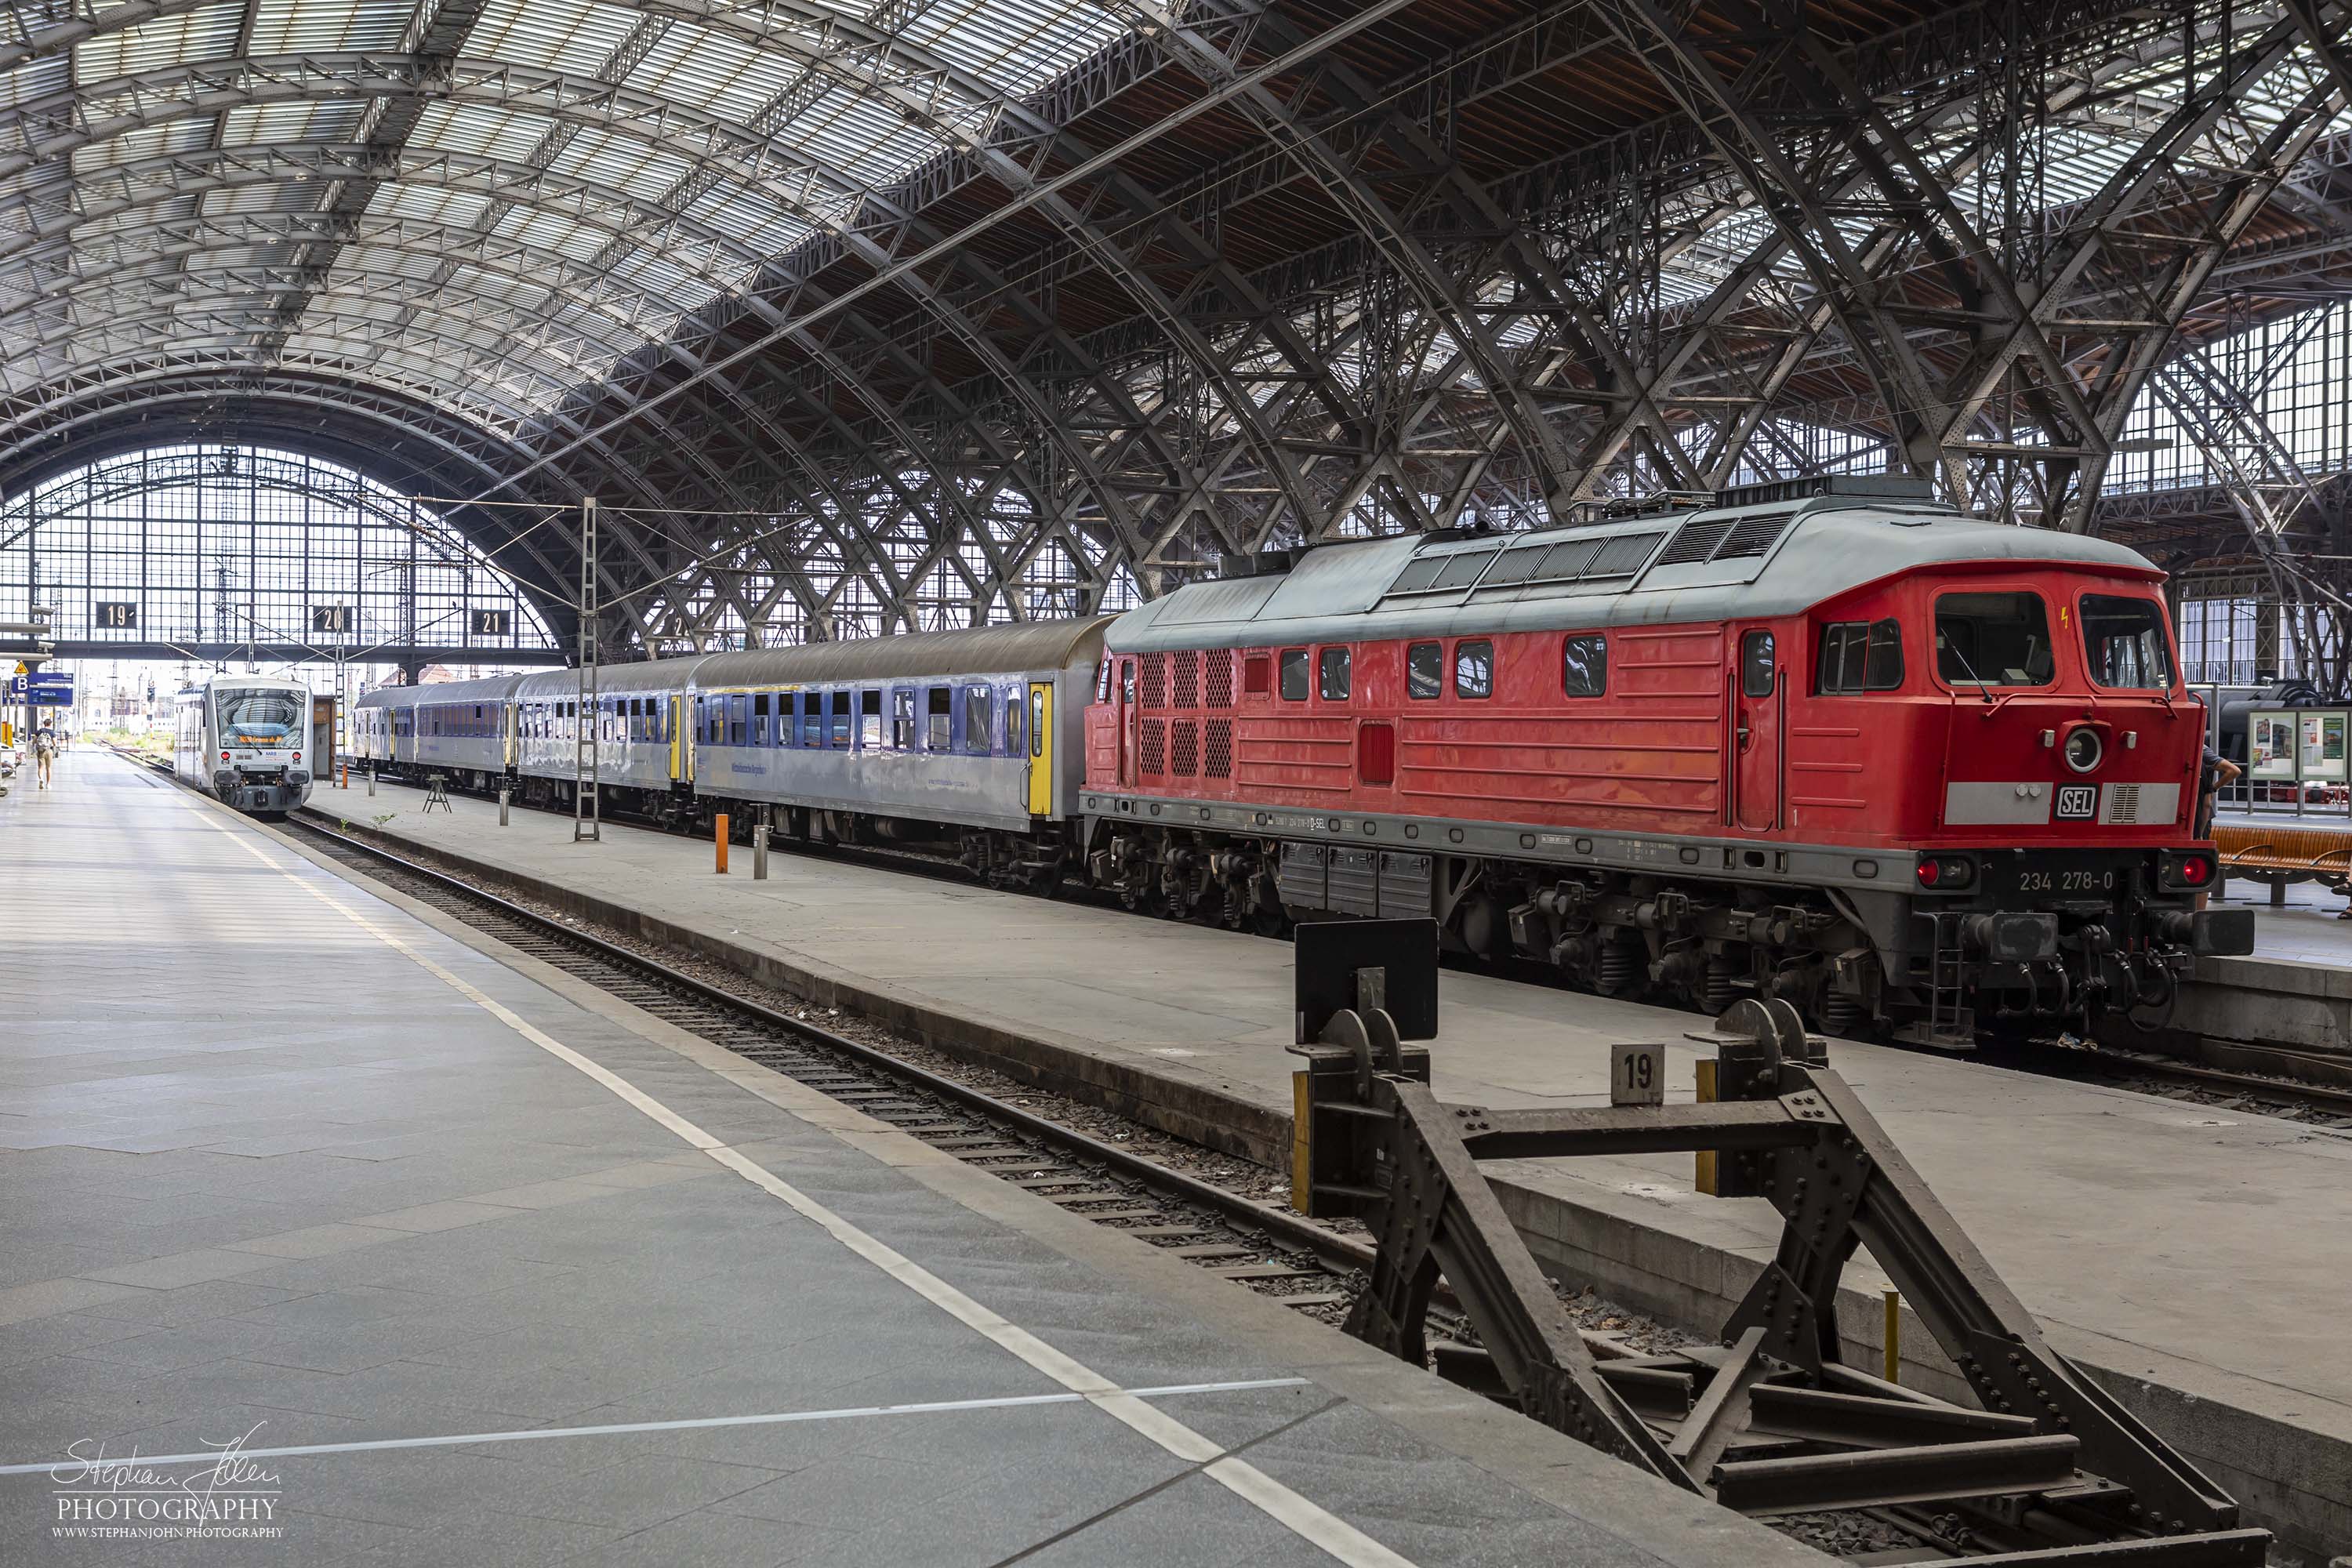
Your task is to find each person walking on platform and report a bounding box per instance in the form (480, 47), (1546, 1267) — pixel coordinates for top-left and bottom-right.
(32, 723), (56, 789)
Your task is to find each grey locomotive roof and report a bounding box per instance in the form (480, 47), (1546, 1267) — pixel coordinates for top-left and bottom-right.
(357, 673), (527, 708)
(1105, 492), (2159, 655)
(691, 619), (1112, 689)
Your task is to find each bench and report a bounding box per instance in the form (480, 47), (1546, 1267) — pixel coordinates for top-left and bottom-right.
(2211, 823), (2352, 907)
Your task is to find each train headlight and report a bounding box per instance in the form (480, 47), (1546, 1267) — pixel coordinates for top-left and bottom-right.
(2159, 849), (2216, 889)
(2062, 726), (2103, 775)
(1915, 855), (1976, 890)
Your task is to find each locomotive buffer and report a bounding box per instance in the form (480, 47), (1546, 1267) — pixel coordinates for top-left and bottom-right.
(1288, 923), (2267, 1564)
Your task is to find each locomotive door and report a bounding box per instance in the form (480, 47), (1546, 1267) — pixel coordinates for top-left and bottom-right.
(1733, 627), (1781, 831)
(1026, 681), (1053, 816)
(1118, 657), (1138, 786)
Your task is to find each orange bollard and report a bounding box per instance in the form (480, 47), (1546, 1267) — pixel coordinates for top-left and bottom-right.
(714, 812), (729, 874)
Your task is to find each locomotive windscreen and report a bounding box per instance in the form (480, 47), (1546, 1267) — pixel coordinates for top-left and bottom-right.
(216, 690), (303, 745)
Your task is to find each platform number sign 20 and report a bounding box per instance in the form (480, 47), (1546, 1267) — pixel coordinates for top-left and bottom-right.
(1610, 1043), (1664, 1107)
(95, 601), (136, 630)
(310, 604), (351, 633)
(470, 608), (510, 637)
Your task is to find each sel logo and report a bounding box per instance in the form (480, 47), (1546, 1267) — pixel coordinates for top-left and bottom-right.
(2054, 784), (2098, 820)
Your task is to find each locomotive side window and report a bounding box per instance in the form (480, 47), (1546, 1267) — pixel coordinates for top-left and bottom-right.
(1936, 592), (2054, 688)
(1455, 640), (1494, 699)
(1741, 630), (1776, 698)
(1562, 635), (1607, 698)
(2080, 595), (2175, 690)
(1318, 646), (1351, 702)
(1407, 642), (1442, 699)
(1279, 648), (1309, 701)
(1243, 654), (1270, 696)
(1094, 661), (1112, 702)
(1816, 619), (1904, 694)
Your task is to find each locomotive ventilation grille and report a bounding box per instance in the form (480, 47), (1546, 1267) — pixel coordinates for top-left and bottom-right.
(1174, 652), (1199, 710)
(1172, 720), (1200, 777)
(1205, 649), (1235, 708)
(1141, 719), (1166, 776)
(1205, 718), (1233, 778)
(2106, 783), (2140, 822)
(1139, 654), (1168, 711)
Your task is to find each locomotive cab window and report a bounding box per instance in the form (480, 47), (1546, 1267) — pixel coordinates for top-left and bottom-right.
(1407, 641), (1442, 700)
(1318, 646), (1351, 702)
(1455, 640), (1494, 699)
(2080, 595), (2175, 690)
(1936, 592), (2054, 688)
(1562, 636), (1606, 699)
(1816, 619), (1904, 694)
(1279, 648), (1309, 701)
(1741, 630), (1776, 698)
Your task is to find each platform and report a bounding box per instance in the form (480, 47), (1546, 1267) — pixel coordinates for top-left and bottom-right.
(0, 753), (1820, 1568)
(297, 763), (2352, 1563)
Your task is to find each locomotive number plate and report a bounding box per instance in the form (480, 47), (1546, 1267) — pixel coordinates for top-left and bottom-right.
(1987, 852), (2129, 902)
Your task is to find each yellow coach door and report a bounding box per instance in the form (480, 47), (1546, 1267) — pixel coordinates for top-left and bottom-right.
(670, 695), (686, 782)
(1025, 681), (1052, 816)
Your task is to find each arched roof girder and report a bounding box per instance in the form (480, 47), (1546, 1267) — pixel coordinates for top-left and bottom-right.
(0, 59), (1178, 542)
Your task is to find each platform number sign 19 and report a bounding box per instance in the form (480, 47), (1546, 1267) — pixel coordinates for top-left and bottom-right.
(95, 601), (136, 630)
(310, 604), (351, 634)
(2054, 784), (2098, 821)
(470, 608), (510, 637)
(1610, 1042), (1664, 1107)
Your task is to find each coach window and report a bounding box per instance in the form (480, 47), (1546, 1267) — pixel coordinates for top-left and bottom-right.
(891, 689), (916, 750)
(1279, 648), (1309, 701)
(1742, 630), (1777, 698)
(1318, 646), (1351, 702)
(926, 688), (952, 751)
(1455, 640), (1494, 699)
(856, 690), (881, 750)
(1817, 619), (1904, 695)
(1562, 635), (1607, 698)
(1407, 641), (1442, 700)
(964, 685), (992, 753)
(752, 694), (770, 746)
(2079, 595), (2175, 690)
(1006, 689), (1025, 757)
(1935, 592), (2054, 688)
(730, 694), (748, 746)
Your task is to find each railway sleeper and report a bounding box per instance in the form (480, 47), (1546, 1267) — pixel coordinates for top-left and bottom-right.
(1290, 986), (2267, 1565)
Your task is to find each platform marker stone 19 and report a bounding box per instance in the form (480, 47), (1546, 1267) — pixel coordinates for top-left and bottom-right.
(1610, 1043), (1664, 1107)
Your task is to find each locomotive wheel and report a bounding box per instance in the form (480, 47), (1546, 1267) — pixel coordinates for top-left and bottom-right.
(1593, 943), (1637, 996)
(1700, 960), (1740, 1018)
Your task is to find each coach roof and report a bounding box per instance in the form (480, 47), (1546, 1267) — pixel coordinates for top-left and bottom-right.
(691, 618), (1113, 691)
(1105, 494), (2158, 655)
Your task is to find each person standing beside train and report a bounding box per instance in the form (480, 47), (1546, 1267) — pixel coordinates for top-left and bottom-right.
(33, 723), (56, 789)
(2193, 744), (2241, 913)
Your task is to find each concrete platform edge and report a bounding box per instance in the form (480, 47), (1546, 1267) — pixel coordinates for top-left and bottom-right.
(304, 808), (2352, 1563)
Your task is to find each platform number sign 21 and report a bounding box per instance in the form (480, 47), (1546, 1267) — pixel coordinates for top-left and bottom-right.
(2054, 784), (2098, 821)
(470, 609), (510, 637)
(1610, 1043), (1664, 1107)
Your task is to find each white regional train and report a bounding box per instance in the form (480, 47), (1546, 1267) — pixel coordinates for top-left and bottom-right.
(173, 676), (318, 817)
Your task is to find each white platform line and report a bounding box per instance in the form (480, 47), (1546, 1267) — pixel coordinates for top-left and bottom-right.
(181, 793), (1419, 1568)
(0, 1377), (1310, 1477)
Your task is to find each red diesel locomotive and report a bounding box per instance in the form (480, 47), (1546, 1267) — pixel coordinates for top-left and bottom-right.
(1076, 475), (2252, 1042)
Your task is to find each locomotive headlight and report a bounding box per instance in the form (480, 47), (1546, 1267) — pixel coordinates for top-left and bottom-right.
(2159, 849), (2216, 889)
(2062, 726), (2103, 775)
(1915, 854), (1976, 889)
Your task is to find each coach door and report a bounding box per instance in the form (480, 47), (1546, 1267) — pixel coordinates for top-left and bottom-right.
(671, 695), (687, 782)
(1733, 627), (1781, 831)
(1025, 681), (1053, 816)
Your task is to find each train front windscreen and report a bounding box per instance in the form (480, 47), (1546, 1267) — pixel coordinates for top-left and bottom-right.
(216, 689), (304, 748)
